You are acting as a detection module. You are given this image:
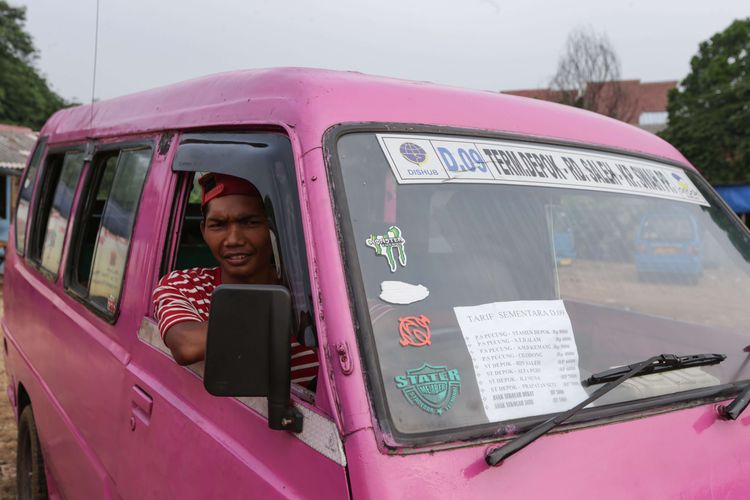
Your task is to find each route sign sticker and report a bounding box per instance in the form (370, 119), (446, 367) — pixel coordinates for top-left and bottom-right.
(376, 133), (709, 207)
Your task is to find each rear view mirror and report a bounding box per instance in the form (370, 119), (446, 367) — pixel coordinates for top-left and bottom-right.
(204, 284), (303, 432)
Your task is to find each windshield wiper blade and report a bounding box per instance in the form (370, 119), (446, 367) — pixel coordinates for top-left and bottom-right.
(582, 353), (726, 386)
(485, 352), (726, 467)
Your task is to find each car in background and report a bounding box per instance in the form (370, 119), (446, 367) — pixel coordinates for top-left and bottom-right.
(552, 209), (576, 266)
(635, 208), (702, 283)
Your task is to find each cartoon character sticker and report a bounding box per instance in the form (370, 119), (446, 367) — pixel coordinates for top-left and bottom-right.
(366, 225), (407, 272)
(399, 315), (432, 347)
(394, 364), (461, 416)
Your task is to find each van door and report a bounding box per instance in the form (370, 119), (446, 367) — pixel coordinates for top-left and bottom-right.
(115, 132), (349, 499)
(14, 143), (153, 498)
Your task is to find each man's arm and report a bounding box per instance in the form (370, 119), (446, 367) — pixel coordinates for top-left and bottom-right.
(153, 270), (213, 366)
(164, 320), (209, 365)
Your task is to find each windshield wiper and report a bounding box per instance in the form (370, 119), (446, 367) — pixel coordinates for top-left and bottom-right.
(718, 383), (750, 420)
(485, 353), (726, 467)
(582, 353), (726, 387)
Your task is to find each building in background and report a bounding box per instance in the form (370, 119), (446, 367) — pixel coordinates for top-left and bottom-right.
(503, 80), (677, 134)
(0, 124), (38, 272)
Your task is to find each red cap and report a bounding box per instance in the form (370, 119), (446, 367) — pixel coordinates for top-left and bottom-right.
(198, 173), (261, 207)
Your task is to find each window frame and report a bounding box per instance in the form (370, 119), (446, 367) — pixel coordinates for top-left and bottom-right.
(14, 136), (48, 257)
(64, 139), (155, 323)
(26, 146), (87, 281)
(161, 131), (318, 402)
(159, 172), (194, 279)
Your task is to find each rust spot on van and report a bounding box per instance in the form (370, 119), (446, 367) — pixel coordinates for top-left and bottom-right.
(158, 133), (174, 156)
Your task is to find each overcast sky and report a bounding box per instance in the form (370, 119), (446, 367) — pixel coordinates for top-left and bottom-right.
(16, 0), (750, 103)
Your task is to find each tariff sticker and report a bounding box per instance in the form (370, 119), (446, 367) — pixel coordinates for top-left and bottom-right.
(365, 226), (407, 272)
(454, 300), (589, 422)
(394, 364), (461, 416)
(399, 315), (432, 347)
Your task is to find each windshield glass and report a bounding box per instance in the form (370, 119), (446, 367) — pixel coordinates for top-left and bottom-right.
(333, 131), (750, 443)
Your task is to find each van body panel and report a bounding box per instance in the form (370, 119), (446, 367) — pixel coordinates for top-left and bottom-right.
(3, 254), (119, 498)
(344, 403), (750, 499)
(4, 335), (118, 499)
(39, 69), (691, 170)
(280, 125), (340, 424)
(291, 147), (375, 437)
(116, 339), (350, 499)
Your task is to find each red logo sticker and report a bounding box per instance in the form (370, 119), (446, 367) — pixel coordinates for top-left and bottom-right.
(399, 315), (431, 347)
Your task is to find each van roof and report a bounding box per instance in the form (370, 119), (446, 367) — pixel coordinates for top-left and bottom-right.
(42, 67), (691, 168)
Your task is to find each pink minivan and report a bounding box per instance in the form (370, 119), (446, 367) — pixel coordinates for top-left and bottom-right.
(5, 68), (750, 499)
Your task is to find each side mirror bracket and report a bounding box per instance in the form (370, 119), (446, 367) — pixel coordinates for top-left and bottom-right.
(269, 400), (303, 433)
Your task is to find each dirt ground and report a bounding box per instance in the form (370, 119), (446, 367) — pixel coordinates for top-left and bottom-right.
(558, 259), (750, 330)
(0, 284), (17, 498)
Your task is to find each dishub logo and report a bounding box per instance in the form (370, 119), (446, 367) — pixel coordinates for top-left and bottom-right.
(394, 364), (461, 415)
(399, 142), (428, 165)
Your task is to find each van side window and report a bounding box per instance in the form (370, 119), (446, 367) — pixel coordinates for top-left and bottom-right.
(163, 133), (317, 391)
(67, 146), (152, 318)
(14, 137), (47, 255)
(27, 151), (85, 277)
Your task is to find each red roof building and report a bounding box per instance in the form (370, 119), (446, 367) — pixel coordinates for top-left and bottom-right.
(503, 80), (677, 133)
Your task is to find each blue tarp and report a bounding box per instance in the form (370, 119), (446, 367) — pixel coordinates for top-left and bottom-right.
(714, 185), (750, 213)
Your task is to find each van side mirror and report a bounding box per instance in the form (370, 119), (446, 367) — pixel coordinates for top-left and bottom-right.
(203, 284), (303, 433)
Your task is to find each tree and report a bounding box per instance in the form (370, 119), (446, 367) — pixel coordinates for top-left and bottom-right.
(0, 1), (68, 129)
(660, 18), (750, 185)
(549, 27), (637, 122)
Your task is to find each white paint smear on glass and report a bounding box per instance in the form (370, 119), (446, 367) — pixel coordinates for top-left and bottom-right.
(379, 281), (429, 304)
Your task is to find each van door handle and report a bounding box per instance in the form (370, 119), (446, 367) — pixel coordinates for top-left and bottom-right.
(130, 385), (153, 430)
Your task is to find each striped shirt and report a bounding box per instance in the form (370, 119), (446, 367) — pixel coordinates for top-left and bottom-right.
(152, 267), (319, 385)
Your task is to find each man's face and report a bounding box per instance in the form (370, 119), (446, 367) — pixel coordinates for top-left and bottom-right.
(200, 194), (275, 284)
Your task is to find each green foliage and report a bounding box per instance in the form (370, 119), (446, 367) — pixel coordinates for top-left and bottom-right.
(0, 1), (68, 129)
(660, 18), (750, 185)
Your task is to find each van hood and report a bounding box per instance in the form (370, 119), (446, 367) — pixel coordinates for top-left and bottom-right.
(344, 402), (750, 499)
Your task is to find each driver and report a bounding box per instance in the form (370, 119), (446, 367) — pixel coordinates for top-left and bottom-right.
(152, 173), (318, 387)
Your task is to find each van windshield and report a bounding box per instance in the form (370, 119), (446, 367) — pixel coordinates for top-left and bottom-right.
(332, 131), (750, 444)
